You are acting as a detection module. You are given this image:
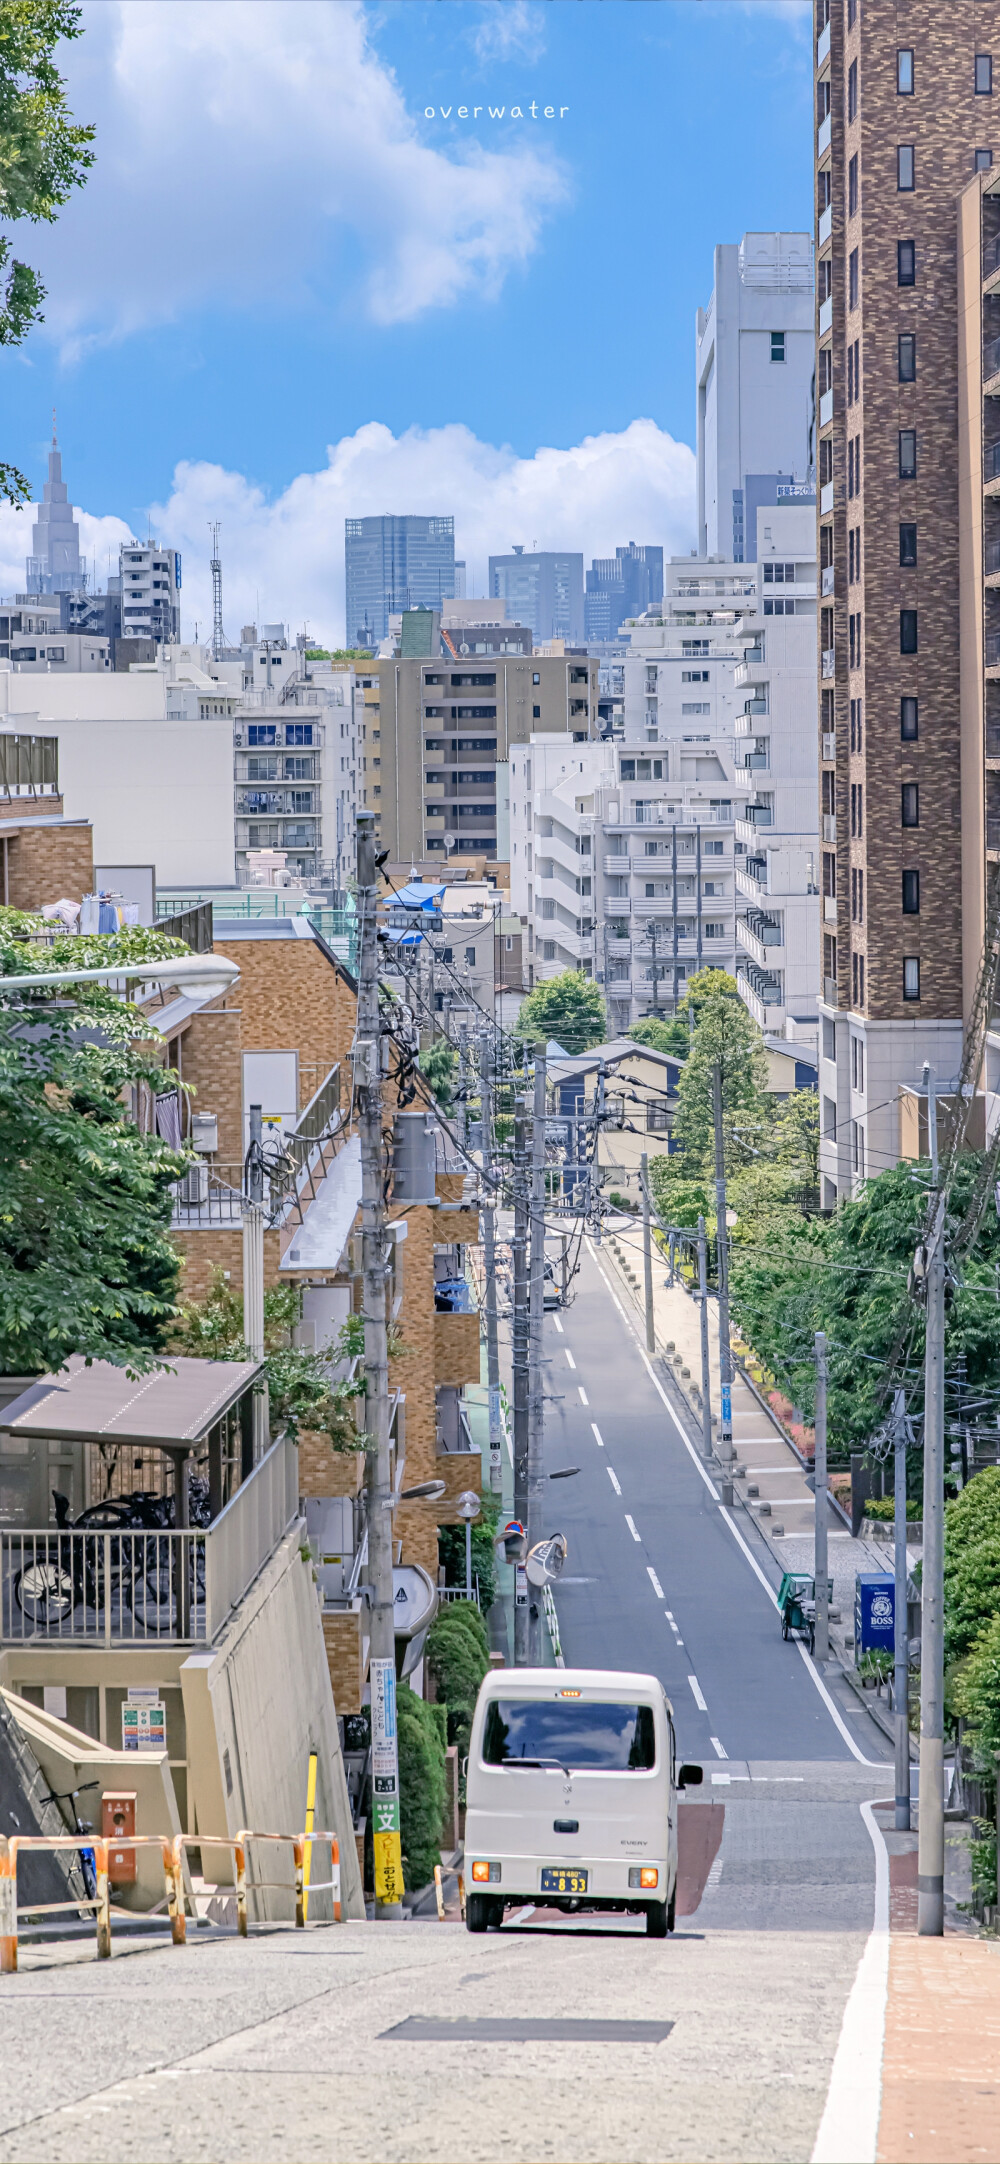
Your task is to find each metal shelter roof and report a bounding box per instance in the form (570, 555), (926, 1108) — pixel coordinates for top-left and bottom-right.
(0, 1354), (264, 1450)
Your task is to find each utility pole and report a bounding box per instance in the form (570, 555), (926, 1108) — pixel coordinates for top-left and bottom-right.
(712, 1063), (734, 1486)
(593, 1058), (605, 1246)
(243, 1104), (267, 1458)
(355, 810), (402, 1920)
(671, 824), (679, 1012)
(528, 1048), (548, 1663)
(918, 1062), (945, 1936)
(479, 1032), (504, 1495)
(640, 1151), (656, 1355)
(813, 1331), (829, 1663)
(697, 1215), (713, 1458)
(512, 1100), (530, 1664)
(893, 1388), (911, 1832)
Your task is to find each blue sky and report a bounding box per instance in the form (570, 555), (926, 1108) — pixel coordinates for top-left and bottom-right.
(0, 0), (814, 639)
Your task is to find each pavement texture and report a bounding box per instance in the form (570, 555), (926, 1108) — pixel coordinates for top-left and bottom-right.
(877, 1938), (1000, 2162)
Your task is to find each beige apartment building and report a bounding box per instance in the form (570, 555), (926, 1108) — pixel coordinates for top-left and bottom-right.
(814, 0), (1000, 1202)
(364, 650), (599, 863)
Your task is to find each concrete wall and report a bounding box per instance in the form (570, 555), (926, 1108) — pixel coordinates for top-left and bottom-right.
(180, 1521), (365, 1921)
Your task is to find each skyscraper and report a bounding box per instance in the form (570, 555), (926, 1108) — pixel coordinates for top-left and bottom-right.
(584, 543), (664, 641)
(25, 425), (86, 595)
(344, 515), (456, 646)
(488, 548), (584, 644)
(813, 0), (1000, 1203)
(696, 233), (815, 559)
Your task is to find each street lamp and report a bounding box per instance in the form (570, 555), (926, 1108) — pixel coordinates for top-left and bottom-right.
(455, 1488), (480, 1601)
(2, 953), (240, 1006)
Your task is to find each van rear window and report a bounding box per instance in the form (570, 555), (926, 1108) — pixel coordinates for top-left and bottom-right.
(483, 1699), (656, 1771)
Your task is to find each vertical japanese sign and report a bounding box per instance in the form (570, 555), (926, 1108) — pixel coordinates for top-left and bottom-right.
(370, 1656), (403, 1907)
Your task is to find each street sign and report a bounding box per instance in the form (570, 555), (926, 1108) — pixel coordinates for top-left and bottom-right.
(371, 1656), (404, 1908)
(122, 1689), (166, 1753)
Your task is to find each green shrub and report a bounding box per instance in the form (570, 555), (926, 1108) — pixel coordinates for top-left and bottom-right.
(427, 1601), (490, 1765)
(396, 1684), (446, 1892)
(865, 1497), (921, 1521)
(946, 1467), (1000, 1562)
(944, 1536), (1000, 1664)
(952, 1612), (1000, 1775)
(437, 1490), (500, 1612)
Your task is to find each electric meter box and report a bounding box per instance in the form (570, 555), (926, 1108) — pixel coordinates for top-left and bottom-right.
(102, 1791), (137, 1885)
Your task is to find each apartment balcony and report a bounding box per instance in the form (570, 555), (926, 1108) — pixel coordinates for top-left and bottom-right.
(984, 232), (1000, 289)
(743, 695), (769, 718)
(822, 732), (836, 762)
(986, 539), (1000, 586)
(602, 853), (630, 875)
(821, 565), (835, 596)
(822, 813), (837, 842)
(823, 974), (839, 1008)
(819, 388), (833, 427)
(817, 18), (830, 64)
(735, 861), (770, 904)
(818, 202), (832, 245)
(736, 962), (784, 1029)
(737, 913), (783, 968)
(987, 721), (1000, 765)
(987, 630), (1000, 673)
(604, 806), (734, 835)
(818, 290), (832, 331)
(985, 441), (1000, 495)
(820, 481), (834, 513)
(738, 801), (773, 828)
(821, 647), (836, 678)
(603, 895), (632, 918)
(737, 751), (770, 775)
(733, 654), (767, 689)
(985, 333), (1000, 390)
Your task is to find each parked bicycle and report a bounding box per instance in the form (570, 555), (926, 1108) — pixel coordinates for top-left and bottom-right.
(40, 1780), (100, 1901)
(13, 1482), (211, 1630)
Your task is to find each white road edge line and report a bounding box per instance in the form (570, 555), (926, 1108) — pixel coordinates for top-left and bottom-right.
(591, 1423), (605, 1448)
(624, 1513), (641, 1542)
(586, 1238), (881, 1769)
(564, 1348), (577, 1370)
(810, 1800), (889, 2164)
(710, 1736), (728, 1759)
(687, 1675), (708, 1712)
(578, 1386), (589, 1406)
(647, 1566), (664, 1598)
(607, 1467), (622, 1496)
(553, 1317), (563, 1334)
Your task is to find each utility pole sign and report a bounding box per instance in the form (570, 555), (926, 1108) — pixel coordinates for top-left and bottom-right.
(370, 1656), (403, 1908)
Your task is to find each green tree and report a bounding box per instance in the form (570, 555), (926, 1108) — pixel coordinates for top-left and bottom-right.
(515, 970), (606, 1056)
(0, 1005), (184, 1373)
(0, 1), (96, 503)
(396, 1686), (447, 1890)
(437, 1488), (500, 1611)
(171, 1270), (370, 1455)
(419, 1036), (456, 1108)
(627, 1016), (689, 1059)
(426, 1599), (490, 1769)
(669, 971), (772, 1179)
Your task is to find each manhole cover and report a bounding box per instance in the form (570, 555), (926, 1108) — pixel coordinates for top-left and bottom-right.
(379, 2016), (674, 2043)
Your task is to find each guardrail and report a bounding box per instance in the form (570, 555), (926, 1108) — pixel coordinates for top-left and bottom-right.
(0, 1827), (341, 1970)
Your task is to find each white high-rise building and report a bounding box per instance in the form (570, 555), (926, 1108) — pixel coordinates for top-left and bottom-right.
(25, 426), (86, 595)
(696, 232), (814, 561)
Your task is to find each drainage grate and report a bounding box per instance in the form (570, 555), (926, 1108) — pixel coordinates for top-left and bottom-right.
(379, 2016), (674, 2044)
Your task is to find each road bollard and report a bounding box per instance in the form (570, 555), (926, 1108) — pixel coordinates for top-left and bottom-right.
(0, 1839), (15, 1974)
(434, 1864), (445, 1920)
(94, 1840), (111, 1960)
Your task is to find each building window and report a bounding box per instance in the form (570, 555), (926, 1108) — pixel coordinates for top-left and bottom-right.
(901, 782), (919, 827)
(900, 524), (917, 567)
(847, 0), (856, 24)
(901, 697), (918, 741)
(976, 53), (993, 94)
(897, 48), (914, 93)
(900, 608), (918, 653)
(977, 149), (994, 172)
(899, 429), (917, 478)
(532, 671), (540, 684)
(851, 951), (865, 1008)
(852, 1035), (865, 1092)
(848, 57), (858, 120)
(849, 153), (859, 214)
(902, 869), (920, 914)
(903, 956), (921, 1000)
(851, 781), (863, 837)
(849, 248), (859, 307)
(898, 332), (916, 381)
(770, 330), (786, 362)
(898, 238), (916, 285)
(850, 697), (863, 753)
(850, 611), (862, 668)
(897, 144), (915, 190)
(851, 866), (865, 923)
(532, 705), (540, 718)
(852, 1119), (865, 1177)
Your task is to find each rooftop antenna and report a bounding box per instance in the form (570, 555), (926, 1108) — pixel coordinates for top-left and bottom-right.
(209, 521), (228, 660)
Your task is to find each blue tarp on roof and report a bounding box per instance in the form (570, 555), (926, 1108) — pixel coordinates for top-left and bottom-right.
(392, 882), (445, 911)
(383, 927), (424, 947)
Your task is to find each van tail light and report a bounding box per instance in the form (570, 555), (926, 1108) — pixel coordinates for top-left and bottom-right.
(472, 1860), (501, 1883)
(628, 1866), (658, 1889)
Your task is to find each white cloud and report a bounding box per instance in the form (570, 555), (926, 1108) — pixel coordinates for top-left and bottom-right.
(471, 2), (548, 64)
(26, 0), (568, 352)
(0, 503), (133, 605)
(0, 419), (696, 645)
(148, 417), (697, 645)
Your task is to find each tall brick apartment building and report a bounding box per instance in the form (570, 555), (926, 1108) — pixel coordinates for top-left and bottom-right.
(815, 0), (1000, 1202)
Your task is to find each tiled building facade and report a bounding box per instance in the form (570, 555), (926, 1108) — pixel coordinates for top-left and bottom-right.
(815, 0), (1000, 1200)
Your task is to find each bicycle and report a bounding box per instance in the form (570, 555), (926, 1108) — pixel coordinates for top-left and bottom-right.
(40, 1781), (101, 1902)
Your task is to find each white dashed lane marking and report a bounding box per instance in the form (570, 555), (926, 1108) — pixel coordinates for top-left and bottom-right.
(688, 1675), (708, 1712)
(624, 1514), (641, 1543)
(647, 1567), (664, 1598)
(564, 1348), (577, 1370)
(607, 1467), (622, 1496)
(591, 1423), (604, 1448)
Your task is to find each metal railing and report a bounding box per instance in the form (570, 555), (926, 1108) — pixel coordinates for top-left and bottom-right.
(987, 631), (1000, 668)
(986, 538), (1000, 576)
(171, 1165), (245, 1229)
(266, 1063), (344, 1224)
(986, 334), (1000, 383)
(987, 441), (1000, 481)
(156, 901), (213, 953)
(985, 233), (1000, 280)
(0, 1436), (298, 1648)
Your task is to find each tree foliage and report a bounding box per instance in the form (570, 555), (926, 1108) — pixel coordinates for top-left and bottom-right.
(419, 1036), (456, 1108)
(669, 970), (772, 1177)
(514, 970), (606, 1056)
(437, 1487), (500, 1611)
(397, 1686), (447, 1890)
(426, 1599), (490, 1769)
(0, 1), (96, 500)
(0, 1005), (184, 1374)
(171, 1270), (370, 1455)
(626, 1016), (689, 1060)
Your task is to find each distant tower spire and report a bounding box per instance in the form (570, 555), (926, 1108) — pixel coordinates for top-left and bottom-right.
(209, 521), (227, 659)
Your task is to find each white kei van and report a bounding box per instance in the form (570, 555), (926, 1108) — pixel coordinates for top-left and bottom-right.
(463, 1666), (702, 1936)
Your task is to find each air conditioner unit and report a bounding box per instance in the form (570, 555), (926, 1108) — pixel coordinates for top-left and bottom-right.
(179, 1160), (209, 1206)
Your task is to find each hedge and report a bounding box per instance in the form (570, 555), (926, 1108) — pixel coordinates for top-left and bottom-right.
(427, 1600), (490, 1765)
(396, 1685), (447, 1892)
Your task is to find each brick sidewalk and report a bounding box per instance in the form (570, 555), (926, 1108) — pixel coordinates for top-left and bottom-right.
(878, 1938), (1000, 2162)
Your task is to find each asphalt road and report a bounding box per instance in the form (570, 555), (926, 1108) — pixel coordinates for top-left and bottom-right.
(541, 1238), (890, 1771)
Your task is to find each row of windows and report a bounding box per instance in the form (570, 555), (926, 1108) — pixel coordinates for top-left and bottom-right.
(846, 953), (922, 1007)
(846, 608), (919, 658)
(846, 781), (921, 836)
(895, 47), (993, 97)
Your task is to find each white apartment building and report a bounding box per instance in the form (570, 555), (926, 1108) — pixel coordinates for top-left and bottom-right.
(620, 508), (819, 1039)
(0, 599), (110, 673)
(116, 542), (181, 646)
(696, 232), (815, 561)
(509, 736), (744, 1034)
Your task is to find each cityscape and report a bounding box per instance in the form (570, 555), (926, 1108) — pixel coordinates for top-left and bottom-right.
(0, 5), (998, 2162)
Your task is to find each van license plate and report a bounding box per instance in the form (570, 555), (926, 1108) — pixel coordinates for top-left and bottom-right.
(540, 1867), (589, 1895)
